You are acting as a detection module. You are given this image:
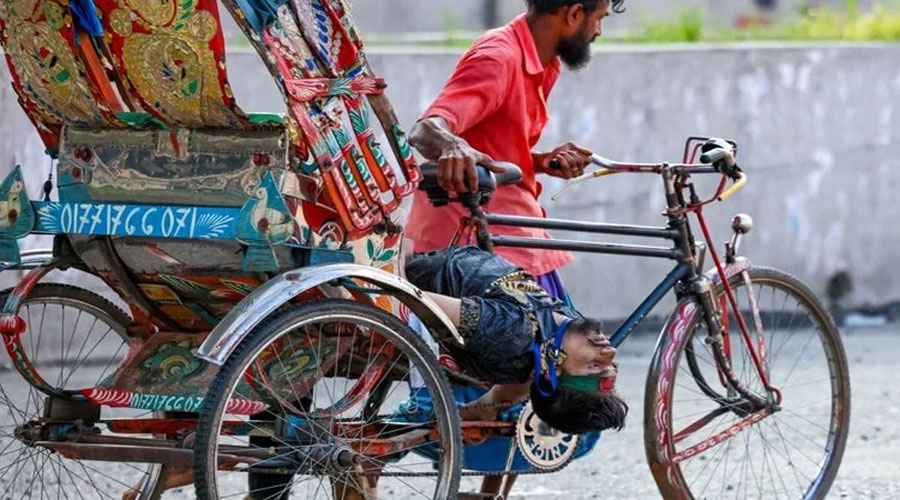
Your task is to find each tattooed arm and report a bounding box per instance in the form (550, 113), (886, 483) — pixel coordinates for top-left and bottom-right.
(409, 117), (504, 193)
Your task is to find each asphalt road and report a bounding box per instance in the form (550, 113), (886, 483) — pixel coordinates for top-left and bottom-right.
(0, 327), (896, 499)
(498, 327), (900, 500)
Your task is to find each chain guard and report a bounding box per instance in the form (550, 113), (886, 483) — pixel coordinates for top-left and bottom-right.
(515, 401), (579, 471)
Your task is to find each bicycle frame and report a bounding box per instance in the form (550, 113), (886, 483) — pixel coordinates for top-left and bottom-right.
(453, 138), (779, 411)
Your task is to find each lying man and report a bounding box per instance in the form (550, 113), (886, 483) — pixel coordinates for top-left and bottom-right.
(123, 246), (626, 500)
(406, 245), (627, 435)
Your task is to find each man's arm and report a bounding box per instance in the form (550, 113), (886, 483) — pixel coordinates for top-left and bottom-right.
(423, 290), (533, 420)
(409, 117), (503, 193)
(422, 291), (462, 326)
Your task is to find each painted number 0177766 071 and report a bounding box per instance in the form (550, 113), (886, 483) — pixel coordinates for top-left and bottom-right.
(34, 202), (239, 240)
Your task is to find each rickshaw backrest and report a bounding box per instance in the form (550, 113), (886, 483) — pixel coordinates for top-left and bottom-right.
(218, 0), (422, 238)
(92, 0), (249, 128)
(0, 0), (418, 243)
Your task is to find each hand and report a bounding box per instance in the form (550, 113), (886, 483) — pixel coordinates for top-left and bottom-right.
(539, 142), (593, 179)
(437, 140), (504, 193)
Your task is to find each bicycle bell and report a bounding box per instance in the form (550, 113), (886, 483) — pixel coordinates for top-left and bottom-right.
(726, 213), (754, 263)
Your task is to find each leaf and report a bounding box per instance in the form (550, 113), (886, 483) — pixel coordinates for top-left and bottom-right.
(185, 79), (199, 96)
(366, 238), (374, 259)
(379, 250), (396, 262)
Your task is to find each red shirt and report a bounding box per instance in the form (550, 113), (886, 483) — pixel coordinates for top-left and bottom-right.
(405, 14), (574, 277)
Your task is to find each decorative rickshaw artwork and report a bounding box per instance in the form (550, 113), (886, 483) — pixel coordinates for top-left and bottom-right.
(236, 170), (295, 271)
(0, 167), (35, 263)
(0, 0), (853, 496)
(56, 126), (289, 207)
(94, 0), (248, 128)
(0, 0), (122, 148)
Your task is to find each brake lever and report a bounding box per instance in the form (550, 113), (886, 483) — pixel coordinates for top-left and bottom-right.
(550, 155), (616, 201)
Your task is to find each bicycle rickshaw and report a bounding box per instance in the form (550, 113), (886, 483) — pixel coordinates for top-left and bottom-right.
(0, 0), (849, 498)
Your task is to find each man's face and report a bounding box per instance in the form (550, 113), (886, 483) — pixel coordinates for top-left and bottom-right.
(557, 3), (610, 70)
(560, 326), (618, 381)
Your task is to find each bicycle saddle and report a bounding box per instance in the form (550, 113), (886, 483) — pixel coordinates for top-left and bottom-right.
(418, 162), (523, 207)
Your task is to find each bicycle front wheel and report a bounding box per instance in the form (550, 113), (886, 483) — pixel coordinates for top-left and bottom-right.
(645, 267), (850, 500)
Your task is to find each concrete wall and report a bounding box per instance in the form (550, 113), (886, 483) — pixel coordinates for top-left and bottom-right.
(3, 43), (900, 318)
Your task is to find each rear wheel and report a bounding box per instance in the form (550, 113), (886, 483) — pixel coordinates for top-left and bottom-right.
(645, 267), (850, 500)
(194, 299), (462, 500)
(0, 283), (168, 499)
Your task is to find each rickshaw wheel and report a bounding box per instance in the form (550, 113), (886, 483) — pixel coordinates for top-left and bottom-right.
(0, 283), (166, 499)
(194, 299), (462, 500)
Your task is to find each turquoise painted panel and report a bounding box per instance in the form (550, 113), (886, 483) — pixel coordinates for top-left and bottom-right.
(33, 202), (240, 240)
(236, 171), (295, 272)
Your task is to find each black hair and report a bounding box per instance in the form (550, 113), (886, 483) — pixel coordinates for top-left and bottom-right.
(527, 316), (625, 434)
(526, 0), (626, 15)
(530, 379), (628, 434)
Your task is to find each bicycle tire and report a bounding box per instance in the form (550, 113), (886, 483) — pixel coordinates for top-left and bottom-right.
(0, 282), (167, 500)
(644, 267), (850, 500)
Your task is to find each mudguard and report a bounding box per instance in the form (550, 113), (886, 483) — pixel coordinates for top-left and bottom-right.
(196, 263), (462, 365)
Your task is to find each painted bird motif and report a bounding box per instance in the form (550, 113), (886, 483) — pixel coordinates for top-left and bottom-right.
(251, 186), (294, 240)
(0, 180), (25, 228)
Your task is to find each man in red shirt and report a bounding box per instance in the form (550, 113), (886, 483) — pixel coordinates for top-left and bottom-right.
(406, 0), (625, 495)
(407, 0), (624, 289)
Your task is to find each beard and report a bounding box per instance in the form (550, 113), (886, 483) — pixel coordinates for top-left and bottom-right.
(531, 381), (630, 435)
(588, 390), (629, 432)
(557, 24), (595, 70)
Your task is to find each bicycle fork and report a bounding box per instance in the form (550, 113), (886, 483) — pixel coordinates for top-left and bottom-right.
(690, 212), (781, 414)
(692, 275), (772, 410)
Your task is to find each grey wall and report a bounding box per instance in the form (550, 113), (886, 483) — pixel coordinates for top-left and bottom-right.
(219, 1), (878, 44)
(355, 43), (900, 319)
(3, 43), (900, 318)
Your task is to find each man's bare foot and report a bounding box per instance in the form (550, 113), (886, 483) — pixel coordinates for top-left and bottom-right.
(121, 486), (139, 500)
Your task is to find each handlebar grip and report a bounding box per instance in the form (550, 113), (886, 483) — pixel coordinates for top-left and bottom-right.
(549, 159), (562, 170)
(717, 172), (748, 202)
(700, 148), (728, 165)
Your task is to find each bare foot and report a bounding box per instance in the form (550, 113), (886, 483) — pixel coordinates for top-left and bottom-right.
(121, 486), (139, 500)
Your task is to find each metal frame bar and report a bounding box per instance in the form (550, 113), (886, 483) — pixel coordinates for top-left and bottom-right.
(485, 214), (678, 239)
(484, 211), (694, 348)
(609, 263), (691, 347)
(490, 236), (682, 260)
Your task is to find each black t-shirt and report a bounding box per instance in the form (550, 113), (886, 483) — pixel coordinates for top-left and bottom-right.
(406, 246), (578, 384)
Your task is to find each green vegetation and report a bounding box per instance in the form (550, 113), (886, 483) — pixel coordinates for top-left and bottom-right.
(627, 1), (900, 43)
(363, 0), (900, 46)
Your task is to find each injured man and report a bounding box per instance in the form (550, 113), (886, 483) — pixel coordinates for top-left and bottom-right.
(123, 246), (626, 500)
(406, 245), (628, 434)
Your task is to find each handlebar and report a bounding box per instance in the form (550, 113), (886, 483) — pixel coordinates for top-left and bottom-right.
(700, 148), (729, 165)
(717, 171), (747, 202)
(551, 151), (747, 203)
